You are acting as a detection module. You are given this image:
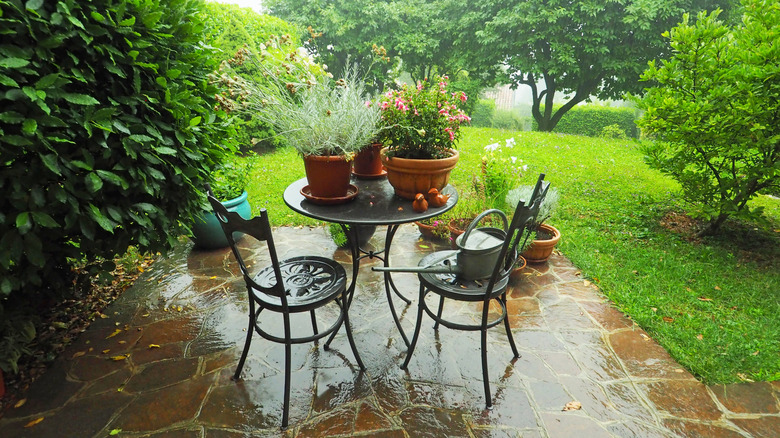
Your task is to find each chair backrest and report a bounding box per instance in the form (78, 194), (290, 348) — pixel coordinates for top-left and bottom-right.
(205, 185), (289, 302)
(482, 174), (549, 294)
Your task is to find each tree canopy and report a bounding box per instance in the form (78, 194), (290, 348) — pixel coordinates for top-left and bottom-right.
(463, 0), (740, 131)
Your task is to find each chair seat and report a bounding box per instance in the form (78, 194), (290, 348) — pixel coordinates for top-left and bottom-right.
(251, 256), (347, 312)
(418, 250), (509, 301)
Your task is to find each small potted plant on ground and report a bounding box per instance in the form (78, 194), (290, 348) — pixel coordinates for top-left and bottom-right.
(191, 155), (253, 249)
(212, 37), (380, 203)
(506, 184), (560, 263)
(377, 75), (470, 199)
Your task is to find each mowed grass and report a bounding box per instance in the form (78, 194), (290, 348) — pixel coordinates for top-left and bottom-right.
(242, 126), (780, 384)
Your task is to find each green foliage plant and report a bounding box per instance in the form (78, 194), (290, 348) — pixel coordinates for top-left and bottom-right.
(636, 1), (780, 236)
(212, 39), (379, 157)
(506, 184), (560, 233)
(378, 75), (471, 159)
(478, 137), (526, 211)
(470, 99), (496, 127)
(210, 154), (255, 200)
(200, 2), (301, 152)
(492, 109), (525, 131)
(0, 0), (234, 372)
(600, 124), (629, 140)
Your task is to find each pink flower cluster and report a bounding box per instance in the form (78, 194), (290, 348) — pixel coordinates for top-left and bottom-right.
(377, 75), (471, 159)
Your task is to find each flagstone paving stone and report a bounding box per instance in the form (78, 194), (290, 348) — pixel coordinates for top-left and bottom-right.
(1, 224), (778, 437)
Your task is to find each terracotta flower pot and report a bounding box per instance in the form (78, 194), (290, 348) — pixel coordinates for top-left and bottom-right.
(303, 154), (352, 198)
(380, 148), (459, 200)
(521, 223), (561, 263)
(352, 143), (385, 178)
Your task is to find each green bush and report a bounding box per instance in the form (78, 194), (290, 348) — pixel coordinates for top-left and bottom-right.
(200, 2), (298, 152)
(600, 124), (629, 139)
(636, 2), (780, 235)
(470, 99), (495, 127)
(492, 109), (524, 130)
(534, 104), (638, 138)
(0, 0), (234, 373)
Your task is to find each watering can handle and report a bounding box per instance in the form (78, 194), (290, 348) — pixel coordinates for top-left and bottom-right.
(460, 209), (509, 246)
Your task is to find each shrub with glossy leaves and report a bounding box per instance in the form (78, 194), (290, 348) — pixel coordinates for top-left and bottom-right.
(636, 0), (780, 235)
(0, 0), (234, 372)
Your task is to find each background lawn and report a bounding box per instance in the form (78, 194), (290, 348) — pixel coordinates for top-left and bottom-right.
(241, 126), (780, 384)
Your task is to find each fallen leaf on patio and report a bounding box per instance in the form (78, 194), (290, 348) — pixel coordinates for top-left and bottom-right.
(106, 328), (122, 339)
(149, 344), (160, 349)
(698, 297), (712, 302)
(110, 429), (122, 435)
(397, 207), (403, 211)
(562, 401), (582, 411)
(52, 321), (68, 329)
(210, 276), (217, 280)
(583, 280), (591, 286)
(662, 317), (674, 323)
(640, 333), (651, 341)
(141, 313), (150, 317)
(72, 351), (86, 359)
(110, 354), (129, 361)
(102, 349), (111, 354)
(14, 399), (26, 408)
(419, 244), (429, 248)
(24, 417), (44, 428)
(138, 266), (144, 273)
(737, 373), (754, 382)
(98, 313), (108, 319)
(176, 305), (183, 312)
(696, 334), (704, 340)
(674, 368), (685, 373)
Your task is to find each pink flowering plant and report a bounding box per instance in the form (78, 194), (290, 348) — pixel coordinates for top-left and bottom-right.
(377, 75), (471, 159)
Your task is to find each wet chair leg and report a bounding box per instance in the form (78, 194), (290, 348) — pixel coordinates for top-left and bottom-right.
(502, 293), (520, 358)
(341, 298), (365, 370)
(233, 304), (256, 380)
(401, 284), (426, 370)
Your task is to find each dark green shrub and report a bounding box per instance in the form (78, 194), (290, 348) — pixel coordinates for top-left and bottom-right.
(471, 99), (495, 127)
(200, 2), (298, 152)
(0, 0), (234, 372)
(492, 109), (524, 130)
(534, 104), (638, 138)
(600, 124), (629, 139)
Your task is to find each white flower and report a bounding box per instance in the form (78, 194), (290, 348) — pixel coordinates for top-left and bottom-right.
(510, 156), (517, 163)
(522, 164), (528, 171)
(327, 44), (334, 51)
(505, 137), (516, 148)
(484, 142), (500, 152)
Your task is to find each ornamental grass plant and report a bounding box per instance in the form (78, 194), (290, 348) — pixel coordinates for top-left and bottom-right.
(378, 75), (471, 159)
(211, 37), (380, 157)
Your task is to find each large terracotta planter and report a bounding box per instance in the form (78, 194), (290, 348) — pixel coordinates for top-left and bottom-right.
(303, 154), (352, 198)
(352, 143), (385, 178)
(380, 148), (459, 200)
(521, 223), (561, 263)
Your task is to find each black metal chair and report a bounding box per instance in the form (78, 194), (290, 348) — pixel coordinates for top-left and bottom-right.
(206, 185), (364, 429)
(401, 174), (549, 408)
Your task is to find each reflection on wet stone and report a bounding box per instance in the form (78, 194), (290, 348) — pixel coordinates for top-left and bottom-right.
(1, 225), (775, 437)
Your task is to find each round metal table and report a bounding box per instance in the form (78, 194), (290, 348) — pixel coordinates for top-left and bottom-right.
(283, 176), (459, 347)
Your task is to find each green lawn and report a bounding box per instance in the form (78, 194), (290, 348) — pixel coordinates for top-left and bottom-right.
(242, 126), (780, 384)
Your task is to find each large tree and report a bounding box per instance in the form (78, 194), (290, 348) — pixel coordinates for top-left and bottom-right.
(264, 0), (477, 92)
(460, 0), (739, 131)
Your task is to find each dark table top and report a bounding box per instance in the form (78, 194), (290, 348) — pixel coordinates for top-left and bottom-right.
(283, 177), (459, 226)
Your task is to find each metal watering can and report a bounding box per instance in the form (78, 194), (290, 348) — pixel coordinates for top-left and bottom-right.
(374, 209), (509, 281)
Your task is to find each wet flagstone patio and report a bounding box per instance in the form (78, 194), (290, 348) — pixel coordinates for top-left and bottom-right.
(0, 225), (778, 437)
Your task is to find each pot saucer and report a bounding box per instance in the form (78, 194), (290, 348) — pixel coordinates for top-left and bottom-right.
(301, 184), (358, 205)
(351, 169), (387, 180)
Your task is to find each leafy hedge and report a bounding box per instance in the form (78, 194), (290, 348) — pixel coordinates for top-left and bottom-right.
(200, 2), (301, 151)
(534, 104), (639, 138)
(471, 99), (495, 127)
(0, 0), (233, 372)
